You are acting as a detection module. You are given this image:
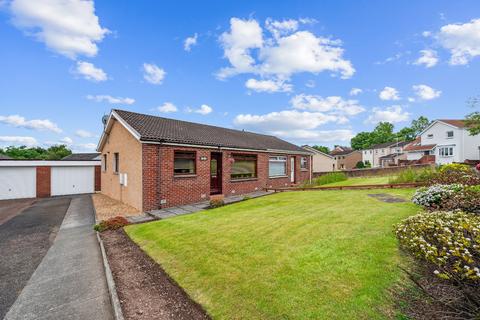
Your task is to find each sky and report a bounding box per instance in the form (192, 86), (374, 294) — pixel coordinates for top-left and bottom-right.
(1, 0), (480, 152)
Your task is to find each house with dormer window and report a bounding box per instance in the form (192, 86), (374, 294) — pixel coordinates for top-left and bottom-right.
(404, 119), (480, 165)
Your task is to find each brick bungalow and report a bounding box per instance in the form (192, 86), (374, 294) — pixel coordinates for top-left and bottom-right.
(97, 109), (313, 211)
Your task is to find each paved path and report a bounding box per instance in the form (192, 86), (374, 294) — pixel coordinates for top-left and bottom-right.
(5, 195), (113, 320)
(149, 190), (273, 219)
(0, 197), (70, 319)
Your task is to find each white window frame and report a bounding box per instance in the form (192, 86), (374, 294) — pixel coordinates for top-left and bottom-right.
(446, 131), (454, 139)
(269, 156), (287, 177)
(300, 157), (308, 170)
(439, 146), (454, 157)
(427, 134), (433, 139)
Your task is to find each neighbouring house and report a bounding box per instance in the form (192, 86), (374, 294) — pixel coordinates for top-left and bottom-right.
(404, 119), (480, 165)
(97, 109), (313, 211)
(62, 153), (101, 161)
(361, 141), (409, 167)
(302, 146), (335, 173)
(330, 146), (362, 170)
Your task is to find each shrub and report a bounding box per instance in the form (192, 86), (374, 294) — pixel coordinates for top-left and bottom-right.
(209, 199), (225, 208)
(438, 186), (480, 214)
(94, 216), (130, 232)
(355, 161), (365, 169)
(412, 184), (463, 209)
(428, 164), (480, 186)
(395, 211), (480, 318)
(389, 167), (436, 184)
(309, 172), (348, 186)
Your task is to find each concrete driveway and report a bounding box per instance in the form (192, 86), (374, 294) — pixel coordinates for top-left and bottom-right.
(0, 196), (113, 320)
(0, 197), (70, 319)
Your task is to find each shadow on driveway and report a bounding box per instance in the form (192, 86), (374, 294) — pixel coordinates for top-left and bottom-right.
(0, 197), (71, 319)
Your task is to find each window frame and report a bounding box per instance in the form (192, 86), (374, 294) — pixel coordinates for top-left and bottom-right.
(439, 146), (454, 157)
(268, 156), (287, 177)
(446, 131), (454, 139)
(173, 151), (197, 176)
(113, 152), (119, 174)
(427, 134), (433, 139)
(231, 154), (257, 180)
(300, 157), (308, 170)
(102, 154), (107, 172)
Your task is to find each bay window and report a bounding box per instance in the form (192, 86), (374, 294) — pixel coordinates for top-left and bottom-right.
(269, 156), (287, 177)
(439, 147), (454, 157)
(231, 154), (257, 180)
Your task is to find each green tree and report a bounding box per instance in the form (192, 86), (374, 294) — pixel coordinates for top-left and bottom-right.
(311, 145), (330, 154)
(466, 112), (480, 136)
(1, 145), (72, 159)
(351, 131), (374, 150)
(45, 145), (72, 159)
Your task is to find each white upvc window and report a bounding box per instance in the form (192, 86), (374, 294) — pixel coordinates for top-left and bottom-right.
(269, 156), (287, 177)
(427, 134), (433, 139)
(446, 131), (454, 139)
(439, 146), (454, 157)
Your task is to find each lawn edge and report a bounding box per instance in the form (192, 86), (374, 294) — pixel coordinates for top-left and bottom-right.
(96, 231), (125, 320)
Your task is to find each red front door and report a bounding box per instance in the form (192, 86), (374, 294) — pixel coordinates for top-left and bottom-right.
(210, 152), (222, 195)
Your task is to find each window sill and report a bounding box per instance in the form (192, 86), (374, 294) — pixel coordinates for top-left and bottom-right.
(174, 174), (197, 178)
(301, 169), (308, 172)
(269, 175), (288, 179)
(230, 178), (258, 182)
(113, 172), (119, 175)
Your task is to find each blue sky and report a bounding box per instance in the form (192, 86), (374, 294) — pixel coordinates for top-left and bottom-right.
(1, 0), (480, 152)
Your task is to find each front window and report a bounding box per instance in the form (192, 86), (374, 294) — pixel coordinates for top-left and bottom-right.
(300, 157), (308, 169)
(427, 134), (433, 139)
(174, 151), (196, 175)
(231, 154), (257, 180)
(269, 156), (287, 177)
(439, 147), (454, 157)
(113, 153), (119, 174)
(446, 131), (454, 138)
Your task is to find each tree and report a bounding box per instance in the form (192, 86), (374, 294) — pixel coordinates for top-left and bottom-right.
(0, 145), (72, 160)
(311, 145), (330, 154)
(351, 131), (374, 150)
(466, 112), (480, 135)
(355, 161), (365, 169)
(410, 116), (430, 136)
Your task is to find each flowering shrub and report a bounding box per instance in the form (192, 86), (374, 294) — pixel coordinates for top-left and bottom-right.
(412, 184), (463, 209)
(396, 211), (480, 281)
(428, 164), (480, 186)
(440, 186), (480, 214)
(94, 216), (130, 232)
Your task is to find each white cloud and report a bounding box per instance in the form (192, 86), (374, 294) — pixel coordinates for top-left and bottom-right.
(74, 142), (97, 152)
(366, 106), (410, 124)
(184, 33), (198, 51)
(217, 17), (354, 80)
(349, 88), (362, 96)
(9, 0), (109, 59)
(271, 129), (355, 142)
(414, 49), (438, 68)
(305, 80), (315, 88)
(75, 61), (107, 81)
(412, 84), (441, 100)
(438, 18), (480, 65)
(422, 31), (432, 37)
(60, 136), (73, 145)
(143, 63), (166, 85)
(86, 94), (134, 105)
(0, 136), (38, 146)
(290, 94), (365, 116)
(245, 78), (292, 93)
(379, 86), (400, 101)
(75, 129), (95, 138)
(187, 104), (213, 115)
(157, 102), (178, 113)
(0, 115), (61, 133)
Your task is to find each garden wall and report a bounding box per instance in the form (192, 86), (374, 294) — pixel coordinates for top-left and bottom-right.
(312, 164), (434, 178)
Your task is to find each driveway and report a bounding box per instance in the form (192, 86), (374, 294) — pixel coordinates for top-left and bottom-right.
(0, 197), (70, 319)
(1, 195), (113, 320)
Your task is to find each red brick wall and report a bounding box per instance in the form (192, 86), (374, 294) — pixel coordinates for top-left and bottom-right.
(36, 166), (51, 198)
(141, 144), (311, 210)
(94, 166), (101, 191)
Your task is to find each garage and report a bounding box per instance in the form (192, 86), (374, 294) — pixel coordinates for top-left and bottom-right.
(0, 160), (100, 200)
(0, 167), (36, 200)
(51, 166), (95, 196)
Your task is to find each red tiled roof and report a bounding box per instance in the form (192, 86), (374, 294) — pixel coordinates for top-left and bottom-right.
(438, 119), (466, 128)
(404, 143), (436, 151)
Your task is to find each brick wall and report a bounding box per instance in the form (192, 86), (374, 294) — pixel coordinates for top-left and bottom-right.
(94, 166), (101, 191)
(141, 144), (311, 210)
(36, 166), (51, 198)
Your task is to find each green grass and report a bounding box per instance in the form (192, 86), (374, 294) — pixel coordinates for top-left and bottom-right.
(321, 175), (395, 187)
(126, 189), (419, 319)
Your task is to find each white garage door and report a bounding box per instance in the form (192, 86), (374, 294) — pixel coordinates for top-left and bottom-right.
(0, 167), (36, 200)
(51, 166), (94, 196)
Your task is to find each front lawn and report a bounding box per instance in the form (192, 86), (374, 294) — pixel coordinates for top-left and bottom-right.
(322, 175), (394, 187)
(126, 189), (419, 319)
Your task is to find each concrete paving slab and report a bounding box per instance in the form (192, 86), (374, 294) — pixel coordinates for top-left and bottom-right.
(4, 195), (113, 320)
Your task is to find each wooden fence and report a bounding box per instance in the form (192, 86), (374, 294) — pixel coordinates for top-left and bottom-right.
(266, 182), (425, 192)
